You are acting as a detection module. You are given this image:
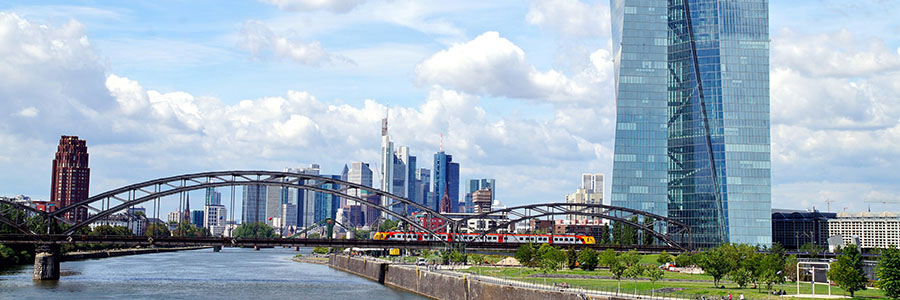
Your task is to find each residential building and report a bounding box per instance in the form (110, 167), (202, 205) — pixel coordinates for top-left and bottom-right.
(828, 212), (900, 249)
(566, 174), (604, 221)
(241, 185), (266, 224)
(771, 209), (835, 250)
(433, 151), (460, 213)
(609, 0), (772, 248)
(50, 135), (90, 222)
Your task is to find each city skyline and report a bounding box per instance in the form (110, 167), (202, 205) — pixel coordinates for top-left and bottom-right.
(0, 0), (899, 217)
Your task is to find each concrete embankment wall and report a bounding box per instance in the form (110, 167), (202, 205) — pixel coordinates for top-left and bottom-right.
(328, 254), (612, 300)
(61, 247), (207, 261)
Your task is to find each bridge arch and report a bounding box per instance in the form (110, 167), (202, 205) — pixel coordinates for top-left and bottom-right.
(454, 203), (693, 250)
(0, 198), (75, 235)
(42, 171), (452, 240)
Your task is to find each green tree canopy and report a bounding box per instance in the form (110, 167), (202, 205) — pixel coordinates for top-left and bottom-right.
(577, 248), (599, 271)
(233, 221), (277, 238)
(696, 244), (736, 287)
(877, 246), (900, 299)
(538, 244), (567, 272)
(674, 252), (693, 267)
(828, 244), (868, 297)
(378, 219), (399, 232)
(514, 243), (539, 268)
(566, 247), (579, 269)
(599, 248), (617, 268)
(145, 223), (170, 237)
(657, 251), (672, 265)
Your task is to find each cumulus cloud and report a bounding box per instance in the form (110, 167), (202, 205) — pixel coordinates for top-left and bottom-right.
(238, 20), (353, 66)
(415, 31), (592, 102)
(526, 0), (610, 38)
(773, 29), (900, 78)
(259, 0), (365, 13)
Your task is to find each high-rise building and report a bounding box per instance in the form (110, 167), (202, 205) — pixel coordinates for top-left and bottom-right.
(566, 174), (604, 221)
(380, 115), (416, 218)
(364, 192), (381, 226)
(204, 204), (227, 236)
(472, 188), (492, 214)
(313, 175), (342, 224)
(414, 168), (431, 211)
(465, 178), (495, 213)
(50, 135), (90, 222)
(205, 187), (221, 206)
(609, 0), (771, 248)
(190, 209), (204, 228)
(285, 165), (320, 227)
(347, 162), (374, 199)
(433, 151), (460, 213)
(241, 185), (266, 224)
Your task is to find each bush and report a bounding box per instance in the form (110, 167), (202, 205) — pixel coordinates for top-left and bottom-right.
(515, 244), (540, 268)
(578, 248), (599, 271)
(312, 247), (330, 254)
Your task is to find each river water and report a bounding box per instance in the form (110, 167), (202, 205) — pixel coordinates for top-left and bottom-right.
(0, 247), (424, 299)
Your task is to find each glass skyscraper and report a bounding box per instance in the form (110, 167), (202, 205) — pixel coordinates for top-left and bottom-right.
(610, 0), (771, 248)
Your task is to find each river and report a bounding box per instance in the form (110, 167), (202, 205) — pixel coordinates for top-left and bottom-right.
(0, 247), (424, 299)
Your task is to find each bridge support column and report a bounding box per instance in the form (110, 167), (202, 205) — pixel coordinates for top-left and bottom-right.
(213, 246), (221, 252)
(33, 244), (60, 281)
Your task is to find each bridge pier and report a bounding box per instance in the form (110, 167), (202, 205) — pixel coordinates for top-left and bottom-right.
(33, 244), (60, 281)
(213, 245), (221, 252)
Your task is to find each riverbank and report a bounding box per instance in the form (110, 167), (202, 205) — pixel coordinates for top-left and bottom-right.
(61, 246), (209, 261)
(292, 254), (329, 265)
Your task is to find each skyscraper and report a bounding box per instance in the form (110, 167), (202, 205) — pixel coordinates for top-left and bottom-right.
(380, 114), (416, 218)
(241, 185), (266, 224)
(567, 173), (604, 221)
(50, 136), (90, 222)
(347, 162), (373, 198)
(285, 164), (320, 227)
(610, 0), (771, 247)
(414, 168), (431, 210)
(465, 178), (495, 213)
(205, 187), (221, 206)
(433, 151), (460, 213)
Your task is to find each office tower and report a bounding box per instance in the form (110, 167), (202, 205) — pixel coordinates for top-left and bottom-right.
(285, 165), (320, 227)
(610, 0), (771, 247)
(313, 175), (342, 223)
(433, 151), (460, 213)
(205, 187), (221, 206)
(415, 168), (431, 210)
(567, 173), (604, 221)
(241, 185), (266, 224)
(50, 135), (90, 222)
(204, 204), (227, 236)
(465, 178), (496, 213)
(364, 192), (380, 226)
(380, 115), (416, 218)
(265, 185), (283, 226)
(472, 188), (492, 213)
(347, 162), (373, 201)
(190, 210), (204, 228)
(281, 203), (298, 233)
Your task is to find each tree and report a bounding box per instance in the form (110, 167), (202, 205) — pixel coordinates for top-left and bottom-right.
(378, 219), (399, 232)
(600, 224), (611, 244)
(515, 243), (539, 268)
(624, 263), (645, 294)
(784, 254), (799, 282)
(469, 253), (485, 265)
(642, 218), (655, 245)
(800, 242), (826, 256)
(145, 223), (170, 237)
(696, 245), (735, 287)
(730, 267), (754, 288)
(578, 248), (599, 271)
(91, 224), (132, 236)
(448, 250), (466, 263)
(675, 252), (693, 267)
(646, 265), (665, 295)
(599, 248), (617, 268)
(233, 221), (277, 238)
(567, 247), (579, 269)
(620, 250), (640, 268)
(730, 244), (760, 289)
(759, 244), (787, 290)
(538, 244), (567, 272)
(828, 244), (867, 297)
(657, 251), (672, 265)
(877, 246), (900, 299)
(609, 259), (627, 293)
(173, 221), (207, 237)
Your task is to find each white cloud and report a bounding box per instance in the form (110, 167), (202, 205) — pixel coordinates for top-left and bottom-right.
(259, 0), (365, 13)
(773, 29), (900, 78)
(238, 20), (353, 66)
(415, 31), (591, 102)
(526, 0), (610, 38)
(16, 107), (38, 117)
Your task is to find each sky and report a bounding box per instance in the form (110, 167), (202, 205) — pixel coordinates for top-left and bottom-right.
(1, 0), (899, 221)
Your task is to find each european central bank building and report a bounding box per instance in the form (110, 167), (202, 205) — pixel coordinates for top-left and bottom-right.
(609, 0), (771, 248)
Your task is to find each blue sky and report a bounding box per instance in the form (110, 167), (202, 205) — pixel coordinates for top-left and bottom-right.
(1, 0), (899, 221)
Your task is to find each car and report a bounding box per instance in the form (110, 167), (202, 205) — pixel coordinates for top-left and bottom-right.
(416, 258), (427, 266)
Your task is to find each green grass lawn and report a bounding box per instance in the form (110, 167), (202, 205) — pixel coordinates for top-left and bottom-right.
(462, 266), (885, 300)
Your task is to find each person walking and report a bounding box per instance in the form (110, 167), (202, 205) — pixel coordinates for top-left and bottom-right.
(727, 293), (732, 300)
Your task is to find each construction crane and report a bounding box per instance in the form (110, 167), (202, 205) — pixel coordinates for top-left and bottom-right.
(824, 198), (836, 212)
(864, 198), (900, 210)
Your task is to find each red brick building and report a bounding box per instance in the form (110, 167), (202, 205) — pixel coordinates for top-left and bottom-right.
(50, 136), (90, 222)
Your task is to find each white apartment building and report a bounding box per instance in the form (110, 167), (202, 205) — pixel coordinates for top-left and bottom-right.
(828, 211), (900, 249)
(204, 205), (227, 236)
(566, 173), (604, 221)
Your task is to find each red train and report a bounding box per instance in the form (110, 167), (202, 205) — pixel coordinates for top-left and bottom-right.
(373, 231), (596, 244)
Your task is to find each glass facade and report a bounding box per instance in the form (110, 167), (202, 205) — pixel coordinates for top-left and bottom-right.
(610, 0), (771, 248)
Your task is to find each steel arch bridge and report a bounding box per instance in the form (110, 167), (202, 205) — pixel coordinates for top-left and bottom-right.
(455, 203), (693, 250)
(3, 171), (453, 241)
